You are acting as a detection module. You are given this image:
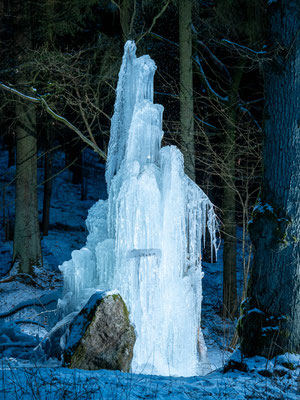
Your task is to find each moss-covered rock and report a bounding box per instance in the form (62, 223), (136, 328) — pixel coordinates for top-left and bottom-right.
(63, 290), (136, 372)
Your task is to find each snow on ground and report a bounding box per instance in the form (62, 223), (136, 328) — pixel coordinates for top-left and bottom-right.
(0, 352), (299, 399)
(0, 148), (299, 399)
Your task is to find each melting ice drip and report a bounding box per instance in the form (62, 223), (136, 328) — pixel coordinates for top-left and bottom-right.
(59, 41), (218, 377)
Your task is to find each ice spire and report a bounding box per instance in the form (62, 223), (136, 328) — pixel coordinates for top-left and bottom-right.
(105, 41), (158, 190)
(59, 41), (218, 376)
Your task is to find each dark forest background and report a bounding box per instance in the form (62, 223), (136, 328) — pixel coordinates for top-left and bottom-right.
(0, 0), (299, 358)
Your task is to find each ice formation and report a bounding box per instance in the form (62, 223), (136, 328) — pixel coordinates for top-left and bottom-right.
(59, 41), (218, 377)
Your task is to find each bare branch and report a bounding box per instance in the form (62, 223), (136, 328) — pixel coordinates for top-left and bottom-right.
(196, 39), (232, 83)
(0, 81), (107, 161)
(194, 55), (229, 102)
(221, 38), (267, 55)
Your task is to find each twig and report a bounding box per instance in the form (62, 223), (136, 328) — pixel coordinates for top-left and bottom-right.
(136, 0), (171, 45)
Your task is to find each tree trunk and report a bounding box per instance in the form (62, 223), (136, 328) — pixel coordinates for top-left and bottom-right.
(222, 63), (245, 320)
(12, 0), (42, 274)
(42, 151), (53, 236)
(71, 150), (82, 185)
(178, 0), (195, 181)
(117, 0), (138, 42)
(66, 139), (82, 185)
(7, 133), (15, 167)
(0, 0), (3, 46)
(42, 128), (54, 236)
(13, 99), (42, 273)
(81, 151), (88, 201)
(238, 0), (300, 357)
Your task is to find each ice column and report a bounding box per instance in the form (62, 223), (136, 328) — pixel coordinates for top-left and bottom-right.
(59, 41), (218, 377)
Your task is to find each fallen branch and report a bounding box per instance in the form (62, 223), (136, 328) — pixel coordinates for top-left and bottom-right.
(0, 297), (57, 319)
(0, 343), (37, 349)
(14, 320), (46, 329)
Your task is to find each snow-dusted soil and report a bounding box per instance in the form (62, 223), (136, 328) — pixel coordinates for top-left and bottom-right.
(0, 148), (299, 399)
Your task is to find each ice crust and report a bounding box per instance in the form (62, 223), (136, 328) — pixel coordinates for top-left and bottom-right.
(59, 41), (218, 377)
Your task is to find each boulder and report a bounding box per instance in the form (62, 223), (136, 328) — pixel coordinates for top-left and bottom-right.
(63, 290), (136, 372)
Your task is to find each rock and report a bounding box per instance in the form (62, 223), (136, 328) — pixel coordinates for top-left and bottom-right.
(223, 350), (249, 373)
(63, 290), (136, 372)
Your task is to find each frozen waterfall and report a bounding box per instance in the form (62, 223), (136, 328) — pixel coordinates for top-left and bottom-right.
(59, 41), (218, 377)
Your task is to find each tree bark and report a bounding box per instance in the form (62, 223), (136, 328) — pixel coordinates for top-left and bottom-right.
(71, 145), (82, 185)
(117, 0), (137, 42)
(178, 0), (195, 181)
(81, 151), (88, 201)
(12, 0), (42, 273)
(222, 62), (245, 320)
(42, 152), (53, 236)
(238, 0), (300, 357)
(7, 133), (15, 167)
(13, 98), (42, 273)
(42, 127), (55, 236)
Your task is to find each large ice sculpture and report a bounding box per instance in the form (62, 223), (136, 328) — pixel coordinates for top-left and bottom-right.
(59, 41), (218, 377)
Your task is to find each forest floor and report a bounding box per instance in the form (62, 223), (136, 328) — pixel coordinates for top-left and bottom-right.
(0, 147), (299, 399)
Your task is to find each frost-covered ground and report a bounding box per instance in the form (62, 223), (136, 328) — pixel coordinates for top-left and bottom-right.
(1, 353), (299, 399)
(0, 148), (299, 399)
